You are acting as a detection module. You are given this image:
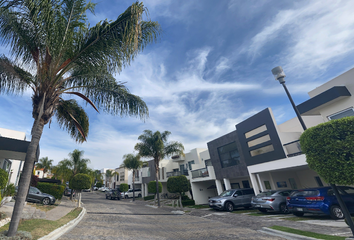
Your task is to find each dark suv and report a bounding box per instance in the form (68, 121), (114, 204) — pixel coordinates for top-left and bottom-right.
(106, 189), (121, 200)
(209, 188), (255, 211)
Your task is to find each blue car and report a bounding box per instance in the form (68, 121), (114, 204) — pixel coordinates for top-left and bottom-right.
(287, 186), (354, 219)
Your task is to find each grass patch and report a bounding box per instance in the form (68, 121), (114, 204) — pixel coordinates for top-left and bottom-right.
(0, 207), (82, 240)
(0, 212), (7, 220)
(186, 205), (210, 209)
(270, 226), (346, 240)
(27, 201), (60, 212)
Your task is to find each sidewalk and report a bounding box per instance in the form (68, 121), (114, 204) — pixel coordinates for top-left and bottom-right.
(1, 197), (77, 221)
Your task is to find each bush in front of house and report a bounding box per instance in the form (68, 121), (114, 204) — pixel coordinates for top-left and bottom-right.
(0, 169), (8, 190)
(181, 199), (195, 206)
(144, 195), (155, 201)
(36, 182), (66, 200)
(3, 183), (15, 197)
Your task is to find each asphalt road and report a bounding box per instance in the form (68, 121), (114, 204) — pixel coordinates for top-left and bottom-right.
(57, 192), (283, 240)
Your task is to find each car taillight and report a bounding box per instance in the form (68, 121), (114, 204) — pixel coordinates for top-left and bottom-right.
(305, 196), (324, 201)
(262, 198), (275, 201)
(286, 197), (290, 201)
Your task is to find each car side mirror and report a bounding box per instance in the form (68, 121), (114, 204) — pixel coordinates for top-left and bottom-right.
(233, 194), (238, 197)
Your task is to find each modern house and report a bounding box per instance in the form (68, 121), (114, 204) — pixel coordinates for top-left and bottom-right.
(0, 127), (39, 186)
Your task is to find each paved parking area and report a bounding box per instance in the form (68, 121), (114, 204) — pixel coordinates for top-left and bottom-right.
(58, 192), (283, 240)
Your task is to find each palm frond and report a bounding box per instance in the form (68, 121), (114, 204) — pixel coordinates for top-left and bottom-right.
(55, 99), (89, 143)
(0, 55), (33, 94)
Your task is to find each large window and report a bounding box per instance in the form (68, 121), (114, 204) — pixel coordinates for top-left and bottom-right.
(217, 142), (240, 168)
(328, 108), (354, 120)
(250, 144), (274, 157)
(245, 125), (267, 138)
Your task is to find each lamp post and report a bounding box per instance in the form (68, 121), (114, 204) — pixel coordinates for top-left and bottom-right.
(272, 66), (354, 236)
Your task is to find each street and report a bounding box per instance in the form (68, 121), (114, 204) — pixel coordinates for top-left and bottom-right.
(58, 192), (283, 240)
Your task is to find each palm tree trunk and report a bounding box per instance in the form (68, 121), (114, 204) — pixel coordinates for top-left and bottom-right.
(132, 171), (135, 202)
(7, 119), (44, 237)
(155, 162), (160, 207)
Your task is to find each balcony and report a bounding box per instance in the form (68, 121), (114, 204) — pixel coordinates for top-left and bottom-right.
(191, 168), (209, 179)
(135, 176), (140, 182)
(284, 140), (302, 157)
(166, 170), (188, 178)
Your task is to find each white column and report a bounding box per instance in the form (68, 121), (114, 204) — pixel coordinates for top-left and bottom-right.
(269, 172), (276, 190)
(223, 178), (231, 190)
(215, 179), (223, 195)
(249, 173), (260, 194)
(256, 174), (264, 192)
(144, 183), (148, 197)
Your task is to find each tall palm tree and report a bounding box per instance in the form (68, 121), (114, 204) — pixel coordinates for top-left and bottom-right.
(35, 157), (53, 175)
(123, 153), (143, 201)
(0, 1), (160, 236)
(134, 130), (184, 207)
(52, 160), (72, 184)
(105, 169), (115, 188)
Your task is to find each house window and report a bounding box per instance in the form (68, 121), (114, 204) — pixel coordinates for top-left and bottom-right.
(37, 171), (40, 175)
(245, 125), (267, 139)
(250, 144), (274, 157)
(328, 108), (354, 120)
(247, 134), (271, 147)
(188, 161), (195, 170)
(217, 142), (240, 168)
(242, 180), (250, 188)
(231, 183), (240, 189)
(120, 173), (124, 181)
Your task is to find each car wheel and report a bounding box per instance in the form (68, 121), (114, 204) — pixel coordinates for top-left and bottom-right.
(330, 205), (344, 219)
(279, 203), (289, 214)
(138, 194), (142, 198)
(125, 195), (128, 199)
(293, 212), (304, 217)
(225, 202), (234, 212)
(42, 197), (50, 205)
(258, 208), (267, 213)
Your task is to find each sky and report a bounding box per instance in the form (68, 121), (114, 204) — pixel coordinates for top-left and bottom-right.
(2, 0), (354, 169)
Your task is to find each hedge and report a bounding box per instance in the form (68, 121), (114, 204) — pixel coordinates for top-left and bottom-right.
(144, 195), (155, 201)
(182, 199), (195, 206)
(37, 182), (66, 200)
(0, 168), (8, 190)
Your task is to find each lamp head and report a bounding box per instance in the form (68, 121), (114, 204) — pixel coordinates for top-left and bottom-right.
(271, 66), (286, 81)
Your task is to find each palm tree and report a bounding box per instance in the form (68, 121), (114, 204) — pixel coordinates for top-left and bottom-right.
(0, 1), (160, 236)
(35, 157), (53, 176)
(52, 160), (72, 184)
(105, 169), (115, 188)
(134, 130), (184, 207)
(123, 153), (143, 201)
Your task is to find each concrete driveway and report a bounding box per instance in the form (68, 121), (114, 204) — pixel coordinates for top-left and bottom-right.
(57, 192), (283, 240)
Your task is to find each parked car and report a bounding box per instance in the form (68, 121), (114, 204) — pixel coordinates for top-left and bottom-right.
(83, 188), (91, 192)
(208, 188), (255, 212)
(99, 187), (110, 192)
(287, 186), (354, 219)
(15, 186), (56, 205)
(124, 189), (142, 198)
(64, 188), (75, 197)
(251, 190), (293, 213)
(106, 189), (121, 200)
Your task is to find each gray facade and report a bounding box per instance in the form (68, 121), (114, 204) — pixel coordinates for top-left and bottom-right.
(142, 159), (156, 184)
(207, 130), (249, 180)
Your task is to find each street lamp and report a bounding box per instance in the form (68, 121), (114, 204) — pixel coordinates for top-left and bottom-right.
(271, 66), (307, 131)
(272, 66), (354, 235)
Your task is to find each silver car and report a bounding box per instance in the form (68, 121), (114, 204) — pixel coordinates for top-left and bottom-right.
(209, 188), (255, 212)
(251, 190), (293, 213)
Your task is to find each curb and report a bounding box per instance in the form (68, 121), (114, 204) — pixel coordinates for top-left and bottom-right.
(259, 227), (318, 240)
(38, 207), (86, 240)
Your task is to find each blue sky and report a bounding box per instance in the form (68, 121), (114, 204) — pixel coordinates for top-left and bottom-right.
(2, 0), (354, 169)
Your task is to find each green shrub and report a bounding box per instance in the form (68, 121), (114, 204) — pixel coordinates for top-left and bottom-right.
(95, 181), (103, 188)
(0, 230), (32, 239)
(0, 169), (8, 190)
(167, 175), (189, 195)
(181, 199), (195, 206)
(144, 195), (155, 201)
(300, 116), (354, 184)
(119, 183), (129, 193)
(37, 182), (66, 200)
(148, 181), (162, 194)
(181, 195), (190, 200)
(70, 174), (91, 191)
(3, 183), (15, 197)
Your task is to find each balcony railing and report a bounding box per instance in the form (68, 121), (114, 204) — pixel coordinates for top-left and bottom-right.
(191, 168), (209, 179)
(283, 140), (302, 157)
(135, 176), (140, 181)
(166, 170), (188, 178)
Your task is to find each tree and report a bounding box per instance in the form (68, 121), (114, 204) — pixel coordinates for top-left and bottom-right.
(167, 175), (189, 208)
(87, 169), (103, 191)
(148, 180), (162, 204)
(0, 1), (160, 236)
(105, 170), (116, 188)
(0, 168), (8, 190)
(300, 116), (354, 236)
(35, 157), (53, 176)
(52, 160), (72, 184)
(119, 183), (129, 195)
(95, 181), (103, 189)
(70, 173), (91, 207)
(135, 130), (184, 207)
(123, 153), (143, 201)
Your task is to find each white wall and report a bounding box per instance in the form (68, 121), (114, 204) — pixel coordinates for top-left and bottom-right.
(191, 180), (218, 205)
(0, 128), (26, 140)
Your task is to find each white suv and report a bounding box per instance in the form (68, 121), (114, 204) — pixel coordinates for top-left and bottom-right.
(125, 189), (142, 198)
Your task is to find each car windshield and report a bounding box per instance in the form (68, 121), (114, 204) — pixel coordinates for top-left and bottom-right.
(291, 190), (319, 197)
(256, 191), (277, 197)
(220, 190), (235, 197)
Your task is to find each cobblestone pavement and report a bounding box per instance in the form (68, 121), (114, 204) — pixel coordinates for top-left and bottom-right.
(58, 192), (284, 240)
